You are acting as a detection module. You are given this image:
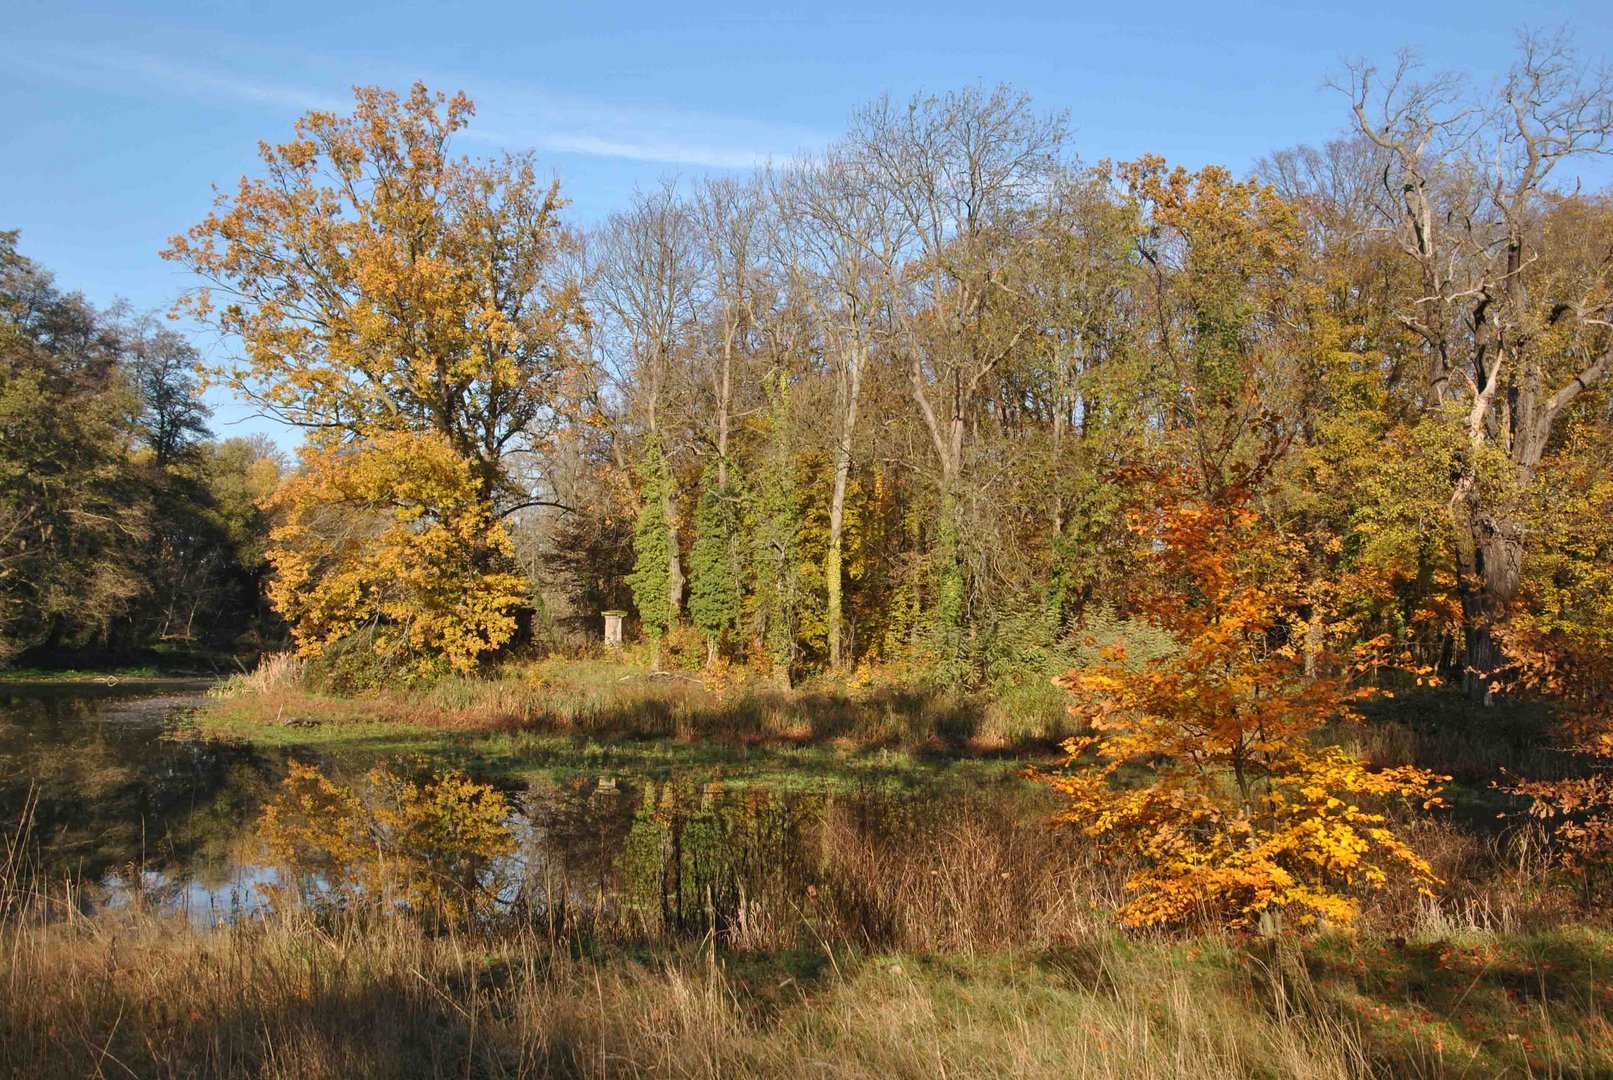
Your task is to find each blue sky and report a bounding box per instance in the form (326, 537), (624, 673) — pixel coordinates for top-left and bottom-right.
(5, 0), (1610, 447)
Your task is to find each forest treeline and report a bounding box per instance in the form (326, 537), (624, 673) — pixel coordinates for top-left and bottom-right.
(6, 37), (1612, 715)
(0, 230), (283, 667)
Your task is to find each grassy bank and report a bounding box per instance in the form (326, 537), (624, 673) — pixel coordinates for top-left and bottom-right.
(186, 657), (1066, 788)
(187, 657), (1592, 807)
(0, 666), (167, 683)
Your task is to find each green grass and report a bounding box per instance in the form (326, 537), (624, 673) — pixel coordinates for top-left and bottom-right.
(185, 704), (1038, 790)
(1297, 927), (1613, 1074)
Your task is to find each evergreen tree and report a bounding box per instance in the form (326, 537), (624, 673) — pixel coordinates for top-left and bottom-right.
(748, 376), (801, 685)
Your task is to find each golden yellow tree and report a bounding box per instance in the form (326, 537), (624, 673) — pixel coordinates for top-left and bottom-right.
(1037, 476), (1446, 930)
(1491, 424), (1613, 893)
(164, 83), (584, 668)
(266, 432), (529, 673)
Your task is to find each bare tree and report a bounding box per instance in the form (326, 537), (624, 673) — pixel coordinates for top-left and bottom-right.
(692, 176), (767, 490)
(846, 86), (1067, 651)
(850, 85), (1067, 493)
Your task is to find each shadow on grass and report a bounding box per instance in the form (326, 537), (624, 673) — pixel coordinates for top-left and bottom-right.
(1324, 690), (1592, 829)
(192, 677), (1067, 790)
(1264, 928), (1613, 1076)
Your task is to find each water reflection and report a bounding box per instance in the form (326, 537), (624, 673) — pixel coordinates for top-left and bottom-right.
(0, 681), (283, 920)
(2, 683), (1061, 945)
(504, 775), (1065, 950)
(512, 777), (830, 943)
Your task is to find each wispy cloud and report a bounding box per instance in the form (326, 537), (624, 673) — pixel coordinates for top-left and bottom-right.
(7, 45), (344, 113)
(454, 80), (828, 168)
(5, 41), (826, 170)
(509, 131), (778, 169)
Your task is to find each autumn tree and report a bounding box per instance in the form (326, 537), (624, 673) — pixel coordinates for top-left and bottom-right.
(775, 151), (908, 670)
(593, 184), (702, 631)
(1038, 477), (1446, 930)
(266, 432), (529, 673)
(692, 175), (766, 490)
(0, 234), (146, 660)
(1340, 38), (1613, 701)
(629, 434), (676, 665)
(123, 313), (212, 467)
(541, 64), (1613, 713)
(1, 233), (285, 665)
(164, 83), (586, 669)
(1006, 165), (1143, 620)
(848, 86), (1066, 659)
(1483, 414), (1613, 896)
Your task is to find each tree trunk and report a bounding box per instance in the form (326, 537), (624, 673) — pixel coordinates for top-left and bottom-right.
(825, 347), (862, 671)
(825, 538), (844, 671)
(1454, 507), (1524, 705)
(717, 328), (732, 489)
(663, 478), (684, 628)
(647, 362), (685, 632)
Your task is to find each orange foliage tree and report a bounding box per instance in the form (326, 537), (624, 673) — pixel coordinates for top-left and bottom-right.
(1036, 476), (1446, 930)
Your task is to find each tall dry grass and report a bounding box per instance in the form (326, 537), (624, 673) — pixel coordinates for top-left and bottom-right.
(0, 896), (1382, 1079)
(217, 651), (307, 698)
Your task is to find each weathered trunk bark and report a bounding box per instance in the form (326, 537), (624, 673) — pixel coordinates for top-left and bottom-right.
(1454, 509), (1525, 704)
(717, 325), (733, 489)
(825, 530), (845, 671)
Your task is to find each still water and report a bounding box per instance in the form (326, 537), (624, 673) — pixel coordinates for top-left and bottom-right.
(0, 680), (282, 920)
(1, 682), (1044, 937)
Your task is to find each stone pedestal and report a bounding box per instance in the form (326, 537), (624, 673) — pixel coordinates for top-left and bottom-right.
(602, 610), (627, 648)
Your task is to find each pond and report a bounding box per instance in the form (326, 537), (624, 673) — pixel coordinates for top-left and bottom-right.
(0, 680), (283, 920)
(0, 681), (1066, 944)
